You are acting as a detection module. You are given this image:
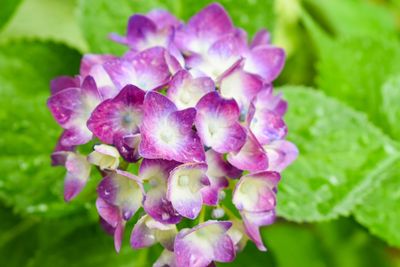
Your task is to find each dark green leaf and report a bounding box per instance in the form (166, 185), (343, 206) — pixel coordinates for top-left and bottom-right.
(0, 0), (23, 31)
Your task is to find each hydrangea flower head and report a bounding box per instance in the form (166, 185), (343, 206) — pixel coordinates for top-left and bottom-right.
(48, 3), (298, 266)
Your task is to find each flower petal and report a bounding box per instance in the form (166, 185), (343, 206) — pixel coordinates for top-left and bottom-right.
(251, 87), (287, 116)
(248, 109), (287, 145)
(195, 92), (246, 153)
(139, 159), (181, 223)
(186, 31), (246, 80)
(205, 149), (242, 179)
(88, 144), (120, 170)
(112, 133), (141, 163)
(139, 92), (205, 163)
(130, 214), (177, 250)
(167, 163), (209, 219)
(227, 220), (248, 252)
(250, 29), (270, 49)
(47, 76), (102, 145)
(244, 46), (285, 82)
(175, 3), (234, 54)
(201, 175), (228, 206)
(167, 70), (215, 109)
(63, 153), (91, 201)
(51, 131), (76, 166)
(50, 75), (80, 95)
(103, 47), (172, 91)
(97, 170), (144, 221)
(147, 9), (181, 29)
(174, 221), (235, 267)
(241, 210), (275, 251)
(80, 54), (118, 99)
(219, 63), (263, 112)
(227, 131), (268, 172)
(87, 85), (145, 144)
(264, 140), (298, 172)
(154, 249), (177, 267)
(232, 171), (280, 212)
(96, 197), (121, 228)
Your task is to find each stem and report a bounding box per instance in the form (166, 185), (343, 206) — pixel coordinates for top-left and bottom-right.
(222, 205), (239, 220)
(198, 206), (206, 223)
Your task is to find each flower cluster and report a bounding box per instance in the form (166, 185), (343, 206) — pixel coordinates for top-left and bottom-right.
(47, 3), (298, 266)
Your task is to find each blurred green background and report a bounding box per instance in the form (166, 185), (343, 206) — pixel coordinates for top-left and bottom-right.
(1, 0), (400, 266)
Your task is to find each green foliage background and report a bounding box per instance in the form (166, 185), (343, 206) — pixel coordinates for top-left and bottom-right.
(0, 0), (400, 266)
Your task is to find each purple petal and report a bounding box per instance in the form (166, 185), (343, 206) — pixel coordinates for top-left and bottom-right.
(87, 85), (145, 144)
(139, 159), (182, 223)
(147, 9), (181, 29)
(139, 92), (205, 163)
(167, 70), (215, 109)
(244, 46), (285, 82)
(96, 197), (121, 228)
(175, 3), (234, 54)
(250, 29), (270, 49)
(167, 163), (209, 219)
(80, 54), (116, 77)
(103, 47), (172, 91)
(97, 170), (144, 221)
(80, 54), (119, 99)
(47, 76), (102, 146)
(113, 133), (141, 163)
(174, 221), (235, 266)
(195, 92), (246, 153)
(186, 31), (246, 80)
(264, 140), (298, 172)
(143, 191), (182, 224)
(51, 131), (76, 166)
(251, 87), (288, 116)
(50, 76), (80, 95)
(219, 63), (263, 112)
(96, 197), (125, 252)
(232, 171), (280, 212)
(241, 210), (276, 251)
(201, 175), (228, 206)
(114, 221), (125, 253)
(130, 214), (177, 250)
(227, 131), (268, 172)
(63, 153), (91, 201)
(205, 149), (242, 179)
(248, 109), (287, 145)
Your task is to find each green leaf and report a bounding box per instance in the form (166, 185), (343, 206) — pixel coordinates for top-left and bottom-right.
(262, 218), (395, 267)
(0, 0), (88, 52)
(0, 0), (23, 31)
(0, 40), (98, 218)
(381, 76), (400, 139)
(28, 222), (154, 267)
(276, 86), (399, 222)
(78, 0), (275, 54)
(354, 159), (400, 247)
(303, 0), (397, 38)
(315, 36), (400, 134)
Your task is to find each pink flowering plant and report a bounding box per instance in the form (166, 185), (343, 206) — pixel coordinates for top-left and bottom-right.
(47, 3), (297, 266)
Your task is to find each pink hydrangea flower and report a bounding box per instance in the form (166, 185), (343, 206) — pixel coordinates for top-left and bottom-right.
(48, 3), (298, 266)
